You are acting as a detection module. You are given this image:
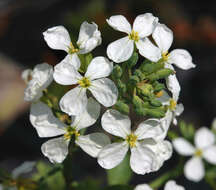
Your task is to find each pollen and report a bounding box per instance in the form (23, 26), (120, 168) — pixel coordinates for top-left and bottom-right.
(64, 126), (80, 140)
(169, 99), (177, 111)
(155, 90), (164, 98)
(128, 30), (139, 42)
(68, 42), (79, 54)
(126, 133), (138, 147)
(194, 149), (203, 157)
(78, 77), (91, 88)
(162, 51), (170, 62)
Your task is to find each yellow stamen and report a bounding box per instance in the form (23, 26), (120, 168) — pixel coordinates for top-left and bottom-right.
(194, 149), (203, 157)
(64, 126), (80, 140)
(169, 99), (177, 111)
(78, 77), (91, 88)
(68, 42), (79, 54)
(128, 30), (139, 42)
(162, 51), (170, 62)
(126, 133), (138, 147)
(155, 90), (164, 98)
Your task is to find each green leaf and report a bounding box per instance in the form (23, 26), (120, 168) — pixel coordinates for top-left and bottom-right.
(107, 154), (132, 185)
(114, 100), (130, 115)
(126, 52), (138, 68)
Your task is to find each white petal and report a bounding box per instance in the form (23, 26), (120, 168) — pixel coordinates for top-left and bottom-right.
(63, 53), (81, 70)
(130, 142), (156, 175)
(135, 119), (163, 140)
(165, 64), (181, 101)
(89, 78), (118, 107)
(77, 21), (102, 54)
(85, 56), (113, 80)
(30, 102), (66, 137)
(53, 59), (82, 85)
(165, 180), (185, 190)
(60, 87), (87, 116)
(24, 63), (53, 102)
(101, 109), (131, 138)
(107, 36), (134, 63)
(136, 38), (161, 62)
(98, 142), (129, 169)
(21, 69), (32, 84)
(106, 15), (132, 34)
(134, 184), (152, 190)
(168, 49), (196, 70)
(41, 137), (69, 163)
(203, 145), (216, 164)
(73, 97), (100, 130)
(43, 26), (71, 52)
(184, 157), (204, 182)
(133, 13), (159, 38)
(173, 138), (195, 156)
(157, 90), (171, 105)
(12, 161), (36, 179)
(152, 23), (173, 53)
(195, 127), (215, 149)
(76, 133), (111, 158)
(175, 103), (184, 116)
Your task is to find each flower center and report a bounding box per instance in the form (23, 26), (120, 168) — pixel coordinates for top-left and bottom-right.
(128, 30), (139, 42)
(169, 99), (177, 111)
(78, 77), (91, 88)
(162, 51), (170, 62)
(155, 90), (164, 98)
(194, 149), (203, 157)
(126, 133), (138, 147)
(64, 126), (80, 140)
(68, 42), (79, 54)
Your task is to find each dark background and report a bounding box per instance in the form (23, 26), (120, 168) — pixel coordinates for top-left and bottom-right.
(0, 0), (216, 189)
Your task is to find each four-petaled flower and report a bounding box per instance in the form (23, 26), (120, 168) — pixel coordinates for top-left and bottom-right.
(173, 127), (216, 182)
(106, 13), (161, 63)
(30, 98), (110, 163)
(43, 22), (101, 70)
(53, 56), (118, 116)
(97, 109), (172, 175)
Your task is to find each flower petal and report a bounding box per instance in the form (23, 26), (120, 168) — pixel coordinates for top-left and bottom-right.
(152, 23), (173, 53)
(134, 184), (152, 190)
(43, 26), (71, 52)
(130, 142), (156, 175)
(184, 157), (204, 182)
(195, 127), (215, 149)
(30, 102), (66, 137)
(107, 36), (134, 63)
(89, 78), (118, 107)
(73, 97), (100, 130)
(60, 87), (87, 116)
(203, 145), (216, 164)
(63, 53), (81, 70)
(41, 137), (69, 163)
(76, 132), (111, 158)
(168, 49), (196, 70)
(175, 103), (184, 116)
(136, 38), (161, 62)
(53, 59), (82, 85)
(77, 21), (102, 54)
(173, 138), (195, 156)
(133, 13), (159, 38)
(106, 15), (132, 34)
(98, 142), (129, 169)
(135, 119), (164, 140)
(22, 69), (32, 84)
(85, 56), (113, 80)
(164, 180), (185, 190)
(101, 109), (131, 138)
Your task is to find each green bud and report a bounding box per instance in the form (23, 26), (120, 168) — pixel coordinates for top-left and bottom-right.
(140, 61), (164, 74)
(112, 65), (123, 79)
(126, 52), (138, 68)
(132, 95), (143, 108)
(149, 98), (162, 107)
(116, 79), (127, 94)
(145, 107), (166, 118)
(147, 68), (174, 81)
(129, 75), (140, 85)
(135, 107), (147, 116)
(114, 100), (130, 114)
(167, 131), (179, 140)
(78, 53), (93, 73)
(152, 81), (165, 92)
(134, 69), (146, 80)
(137, 83), (153, 97)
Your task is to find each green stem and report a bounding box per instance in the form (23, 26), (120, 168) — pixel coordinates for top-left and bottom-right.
(149, 158), (184, 189)
(205, 176), (216, 190)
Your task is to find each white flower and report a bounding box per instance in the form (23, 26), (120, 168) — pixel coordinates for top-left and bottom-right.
(158, 90), (184, 125)
(173, 127), (216, 182)
(97, 109), (172, 175)
(106, 13), (160, 63)
(53, 56), (118, 116)
(134, 180), (185, 190)
(43, 22), (102, 70)
(23, 63), (53, 102)
(30, 98), (110, 163)
(152, 23), (196, 70)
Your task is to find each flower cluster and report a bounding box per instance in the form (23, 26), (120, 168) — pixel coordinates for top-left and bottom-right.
(22, 13), (196, 179)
